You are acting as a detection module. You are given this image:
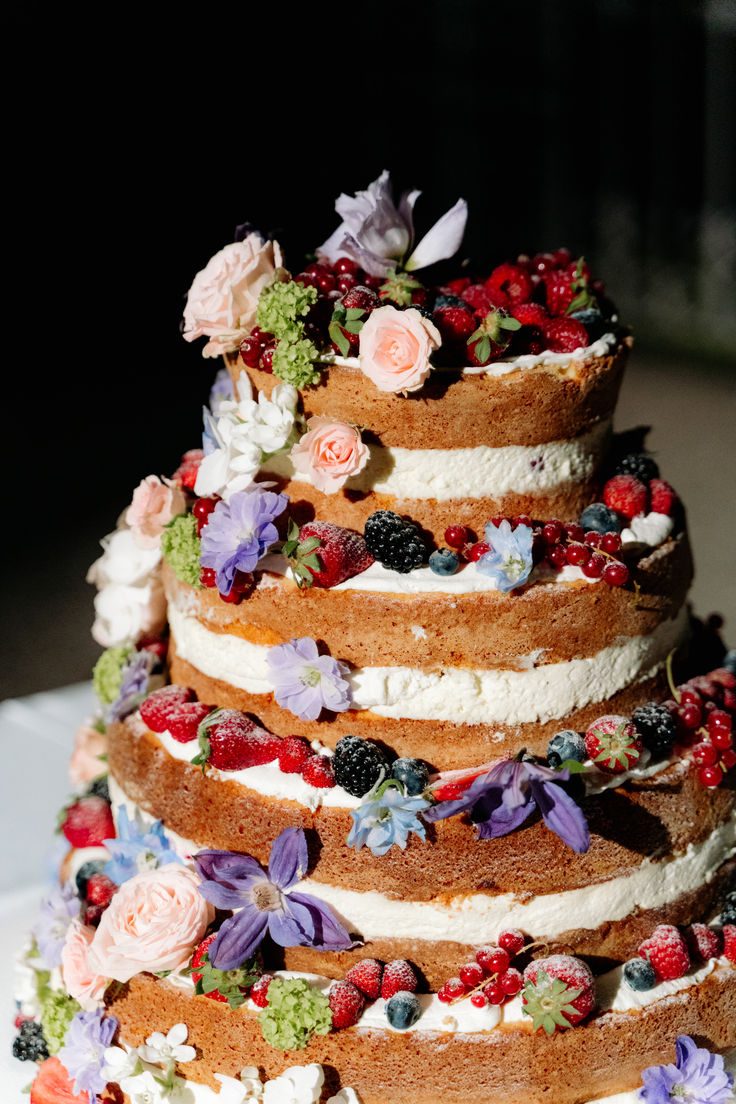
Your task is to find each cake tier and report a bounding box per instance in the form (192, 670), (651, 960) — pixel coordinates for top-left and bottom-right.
(106, 962), (736, 1104)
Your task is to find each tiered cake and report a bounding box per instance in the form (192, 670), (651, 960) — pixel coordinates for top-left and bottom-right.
(14, 174), (735, 1104)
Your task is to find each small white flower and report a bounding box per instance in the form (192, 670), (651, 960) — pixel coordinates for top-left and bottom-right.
(327, 1090), (363, 1104)
(121, 1069), (164, 1104)
(212, 1074), (252, 1103)
(139, 1023), (196, 1065)
(102, 1043), (142, 1081)
(238, 1068), (265, 1099)
(262, 1063), (324, 1104)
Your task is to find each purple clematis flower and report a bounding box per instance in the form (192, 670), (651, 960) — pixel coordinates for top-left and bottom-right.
(317, 170), (468, 278)
(194, 827), (354, 970)
(476, 520), (534, 593)
(58, 1008), (118, 1100)
(424, 757), (590, 853)
(199, 488), (288, 595)
(267, 637), (352, 721)
(639, 1034), (734, 1103)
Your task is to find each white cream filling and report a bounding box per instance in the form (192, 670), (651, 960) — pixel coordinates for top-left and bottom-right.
(168, 602), (689, 726)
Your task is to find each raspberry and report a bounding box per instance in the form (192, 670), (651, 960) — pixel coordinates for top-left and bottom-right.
(541, 317), (588, 352)
(638, 924), (690, 981)
(603, 475), (648, 519)
(140, 685), (195, 733)
(345, 958), (384, 1000)
(510, 303), (549, 327)
(585, 715), (643, 773)
(301, 754), (336, 788)
(544, 270), (576, 316)
(295, 522), (374, 589)
(433, 304), (476, 346)
(364, 511), (427, 574)
(328, 980), (365, 1029)
(332, 736), (388, 797)
(167, 701), (216, 743)
(723, 925), (736, 963)
(485, 263), (532, 305)
(522, 955), (596, 1031)
(85, 873), (117, 908)
(614, 453), (660, 484)
(461, 283), (499, 313)
(61, 796), (115, 848)
(278, 736), (312, 774)
(684, 923), (722, 962)
(380, 959), (418, 1000)
(249, 974), (274, 1008)
(631, 702), (678, 759)
(649, 478), (677, 515)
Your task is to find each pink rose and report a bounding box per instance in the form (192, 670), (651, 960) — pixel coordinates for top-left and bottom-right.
(358, 305), (441, 393)
(125, 476), (186, 550)
(61, 920), (110, 1010)
(290, 417), (370, 494)
(183, 233), (283, 357)
(89, 864), (214, 983)
(69, 725), (107, 786)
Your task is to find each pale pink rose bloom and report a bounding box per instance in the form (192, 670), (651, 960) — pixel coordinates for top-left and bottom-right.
(61, 920), (110, 1010)
(89, 864), (214, 983)
(69, 725), (107, 786)
(125, 476), (186, 550)
(183, 234), (283, 357)
(358, 305), (441, 393)
(290, 417), (370, 494)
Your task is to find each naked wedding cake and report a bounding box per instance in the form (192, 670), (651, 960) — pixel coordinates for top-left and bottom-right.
(13, 173), (736, 1104)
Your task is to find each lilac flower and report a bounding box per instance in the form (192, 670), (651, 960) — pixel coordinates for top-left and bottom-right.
(639, 1035), (734, 1103)
(194, 827), (354, 970)
(209, 366), (234, 415)
(105, 649), (155, 723)
(317, 170), (468, 278)
(424, 757), (590, 853)
(267, 637), (352, 721)
(347, 780), (430, 857)
(103, 806), (183, 885)
(199, 488), (288, 595)
(33, 881), (80, 968)
(58, 1008), (119, 1099)
(476, 520), (534, 593)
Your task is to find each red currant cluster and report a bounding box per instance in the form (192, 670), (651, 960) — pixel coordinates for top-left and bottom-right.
(443, 518), (630, 587)
(294, 256), (385, 298)
(666, 671), (736, 787)
(239, 326), (278, 373)
(437, 930), (526, 1008)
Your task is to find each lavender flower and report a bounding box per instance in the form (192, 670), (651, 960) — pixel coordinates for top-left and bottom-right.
(347, 780), (430, 856)
(267, 637), (352, 721)
(317, 170), (468, 278)
(105, 649), (155, 723)
(209, 366), (234, 415)
(103, 806), (182, 885)
(194, 827), (354, 970)
(476, 520), (534, 593)
(639, 1035), (734, 1103)
(424, 757), (590, 853)
(199, 488), (288, 595)
(33, 881), (80, 968)
(57, 1008), (119, 1099)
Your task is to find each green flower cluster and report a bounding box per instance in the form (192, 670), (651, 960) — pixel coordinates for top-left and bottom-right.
(92, 645), (134, 705)
(40, 988), (81, 1055)
(259, 977), (332, 1050)
(161, 513), (202, 588)
(255, 279), (322, 388)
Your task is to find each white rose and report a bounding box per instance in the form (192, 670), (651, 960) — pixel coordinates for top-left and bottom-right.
(91, 574), (165, 648)
(88, 528), (162, 588)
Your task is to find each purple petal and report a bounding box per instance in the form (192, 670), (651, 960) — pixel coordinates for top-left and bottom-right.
(533, 780), (590, 854)
(266, 901), (316, 948)
(285, 892), (355, 950)
(197, 878), (258, 911)
(208, 907), (269, 970)
(268, 827), (309, 891)
(474, 792), (535, 840)
(195, 849), (265, 886)
(405, 197), (468, 271)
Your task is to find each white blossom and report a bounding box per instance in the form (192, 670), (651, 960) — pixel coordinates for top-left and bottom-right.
(262, 1063), (325, 1104)
(139, 1022), (196, 1065)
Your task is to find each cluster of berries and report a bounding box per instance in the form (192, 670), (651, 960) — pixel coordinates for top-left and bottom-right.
(331, 734), (429, 799)
(664, 667), (736, 788)
(140, 686), (336, 788)
(329, 958), (420, 1031)
(623, 919), (736, 992)
(12, 1018), (49, 1063)
(189, 933), (263, 1009)
(602, 472), (677, 521)
(74, 859), (118, 927)
(438, 929), (526, 1008)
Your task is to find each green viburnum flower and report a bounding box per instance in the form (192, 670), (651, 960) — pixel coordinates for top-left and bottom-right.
(255, 279), (317, 339)
(259, 977), (332, 1051)
(40, 989), (81, 1055)
(161, 513), (202, 588)
(272, 336), (322, 388)
(92, 645), (134, 705)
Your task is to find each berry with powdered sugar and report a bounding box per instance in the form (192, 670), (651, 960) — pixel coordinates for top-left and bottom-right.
(638, 924), (690, 981)
(329, 979), (366, 1029)
(603, 474), (648, 519)
(522, 955), (596, 1033)
(345, 958), (384, 1000)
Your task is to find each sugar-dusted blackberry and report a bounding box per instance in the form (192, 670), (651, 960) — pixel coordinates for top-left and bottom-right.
(85, 775), (110, 802)
(632, 702), (677, 759)
(332, 735), (388, 797)
(614, 452), (660, 484)
(364, 511), (427, 574)
(12, 1020), (49, 1062)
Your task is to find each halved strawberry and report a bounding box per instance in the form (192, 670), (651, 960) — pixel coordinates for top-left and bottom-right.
(584, 715), (643, 773)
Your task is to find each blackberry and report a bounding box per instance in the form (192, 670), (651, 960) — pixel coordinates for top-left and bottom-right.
(332, 735), (388, 797)
(12, 1020), (49, 1062)
(86, 775), (110, 802)
(614, 452), (660, 484)
(75, 858), (106, 898)
(546, 730), (586, 769)
(721, 890), (736, 925)
(392, 757), (430, 796)
(364, 511), (427, 574)
(631, 702), (677, 759)
(622, 958), (657, 992)
(579, 503), (621, 535)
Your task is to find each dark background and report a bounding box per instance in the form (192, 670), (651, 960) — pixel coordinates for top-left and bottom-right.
(3, 1), (735, 700)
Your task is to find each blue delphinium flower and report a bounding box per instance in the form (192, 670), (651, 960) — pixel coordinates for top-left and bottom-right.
(57, 1008), (118, 1099)
(103, 806), (182, 885)
(32, 881), (80, 968)
(476, 519), (534, 593)
(105, 649), (155, 724)
(199, 488), (288, 595)
(194, 827), (354, 970)
(347, 780), (430, 857)
(266, 637), (352, 721)
(639, 1034), (734, 1103)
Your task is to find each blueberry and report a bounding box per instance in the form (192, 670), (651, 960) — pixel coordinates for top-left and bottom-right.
(623, 958), (657, 991)
(386, 990), (422, 1030)
(570, 308), (605, 340)
(546, 730), (586, 769)
(392, 757), (430, 796)
(75, 858), (106, 898)
(433, 294), (467, 311)
(429, 548), (460, 576)
(723, 649), (736, 676)
(579, 503), (622, 534)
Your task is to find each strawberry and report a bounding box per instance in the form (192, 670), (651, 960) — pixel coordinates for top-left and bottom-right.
(166, 700), (215, 743)
(278, 735), (313, 774)
(444, 277), (472, 297)
(61, 796), (115, 848)
(345, 958), (384, 1000)
(638, 924), (690, 981)
(140, 685), (195, 733)
(585, 715), (643, 773)
(250, 973), (274, 1007)
(328, 979), (365, 1029)
(461, 283), (500, 314)
(723, 925), (736, 963)
(485, 263), (533, 305)
(85, 873), (117, 909)
(194, 710), (282, 772)
(649, 478), (677, 516)
(684, 923), (722, 962)
(296, 522), (374, 590)
(603, 475), (649, 519)
(190, 933), (260, 1008)
(301, 754), (336, 788)
(541, 317), (588, 353)
(466, 308), (520, 366)
(429, 762), (497, 802)
(544, 270), (576, 316)
(380, 959), (418, 1000)
(171, 449), (205, 490)
(31, 1057), (90, 1104)
(433, 304), (476, 347)
(521, 954), (596, 1033)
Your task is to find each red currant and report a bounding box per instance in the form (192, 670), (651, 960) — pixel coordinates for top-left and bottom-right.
(708, 710), (732, 735)
(199, 567), (217, 588)
(543, 520), (563, 544)
(239, 335), (262, 367)
(679, 703), (703, 730)
(193, 498), (218, 535)
(459, 962), (485, 988)
(512, 515), (533, 530)
(498, 929), (525, 955)
(470, 991), (488, 1008)
(546, 544), (567, 569)
(713, 729), (735, 751)
(680, 688), (702, 707)
(483, 981), (505, 1005)
(499, 967), (523, 995)
(295, 271), (318, 288)
(475, 946), (499, 973)
(333, 256), (360, 276)
(490, 516), (506, 527)
(485, 948), (510, 974)
(219, 588), (243, 604)
(582, 552), (605, 579)
(468, 541), (490, 562)
(693, 741), (718, 767)
(564, 523), (585, 542)
(584, 531), (602, 549)
(698, 764), (723, 787)
(316, 272), (337, 294)
(337, 273), (358, 294)
(438, 978), (466, 1003)
(445, 525), (469, 549)
(566, 542), (590, 567)
(602, 561), (629, 587)
(601, 532), (622, 554)
(720, 748), (736, 769)
(260, 347), (275, 373)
